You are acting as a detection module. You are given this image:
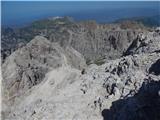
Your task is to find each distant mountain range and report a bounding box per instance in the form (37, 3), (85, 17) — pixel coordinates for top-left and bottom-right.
(115, 15), (160, 27)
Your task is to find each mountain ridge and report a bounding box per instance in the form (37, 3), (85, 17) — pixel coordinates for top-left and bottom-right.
(1, 17), (160, 120)
(2, 16), (151, 63)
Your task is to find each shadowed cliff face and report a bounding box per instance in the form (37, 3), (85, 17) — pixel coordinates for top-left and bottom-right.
(102, 80), (160, 120)
(100, 28), (160, 120)
(149, 59), (160, 75)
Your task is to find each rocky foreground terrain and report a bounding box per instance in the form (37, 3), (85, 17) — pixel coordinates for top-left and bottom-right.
(1, 17), (160, 120)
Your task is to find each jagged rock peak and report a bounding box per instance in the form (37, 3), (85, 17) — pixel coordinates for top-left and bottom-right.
(2, 36), (86, 106)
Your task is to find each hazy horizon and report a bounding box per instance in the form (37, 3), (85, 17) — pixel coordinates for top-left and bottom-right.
(2, 1), (160, 27)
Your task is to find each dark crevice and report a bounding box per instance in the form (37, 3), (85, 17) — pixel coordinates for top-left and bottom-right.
(101, 80), (160, 120)
(149, 59), (160, 75)
(108, 35), (117, 50)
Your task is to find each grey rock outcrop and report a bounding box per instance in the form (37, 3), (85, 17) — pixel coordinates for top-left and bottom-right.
(1, 19), (160, 120)
(124, 29), (160, 56)
(2, 36), (86, 105)
(102, 79), (160, 120)
(3, 51), (160, 120)
(50, 21), (143, 60)
(2, 18), (148, 62)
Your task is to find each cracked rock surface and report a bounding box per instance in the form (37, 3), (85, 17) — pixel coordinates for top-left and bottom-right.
(1, 23), (160, 120)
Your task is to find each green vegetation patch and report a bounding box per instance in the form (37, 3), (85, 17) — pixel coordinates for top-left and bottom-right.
(86, 56), (106, 66)
(94, 57), (105, 66)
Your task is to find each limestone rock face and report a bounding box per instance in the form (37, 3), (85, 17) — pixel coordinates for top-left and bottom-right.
(2, 18), (147, 62)
(3, 52), (160, 120)
(124, 29), (160, 56)
(1, 21), (160, 120)
(2, 36), (86, 104)
(51, 22), (141, 60)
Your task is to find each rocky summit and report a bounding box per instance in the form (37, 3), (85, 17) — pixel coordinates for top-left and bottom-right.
(1, 17), (160, 120)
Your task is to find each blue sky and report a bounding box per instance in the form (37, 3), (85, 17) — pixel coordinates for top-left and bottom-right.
(2, 1), (160, 27)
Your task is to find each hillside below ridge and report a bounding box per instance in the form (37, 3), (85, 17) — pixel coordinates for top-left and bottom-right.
(1, 18), (160, 120)
(1, 16), (152, 62)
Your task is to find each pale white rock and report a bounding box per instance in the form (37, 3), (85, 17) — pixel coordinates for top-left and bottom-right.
(2, 28), (160, 120)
